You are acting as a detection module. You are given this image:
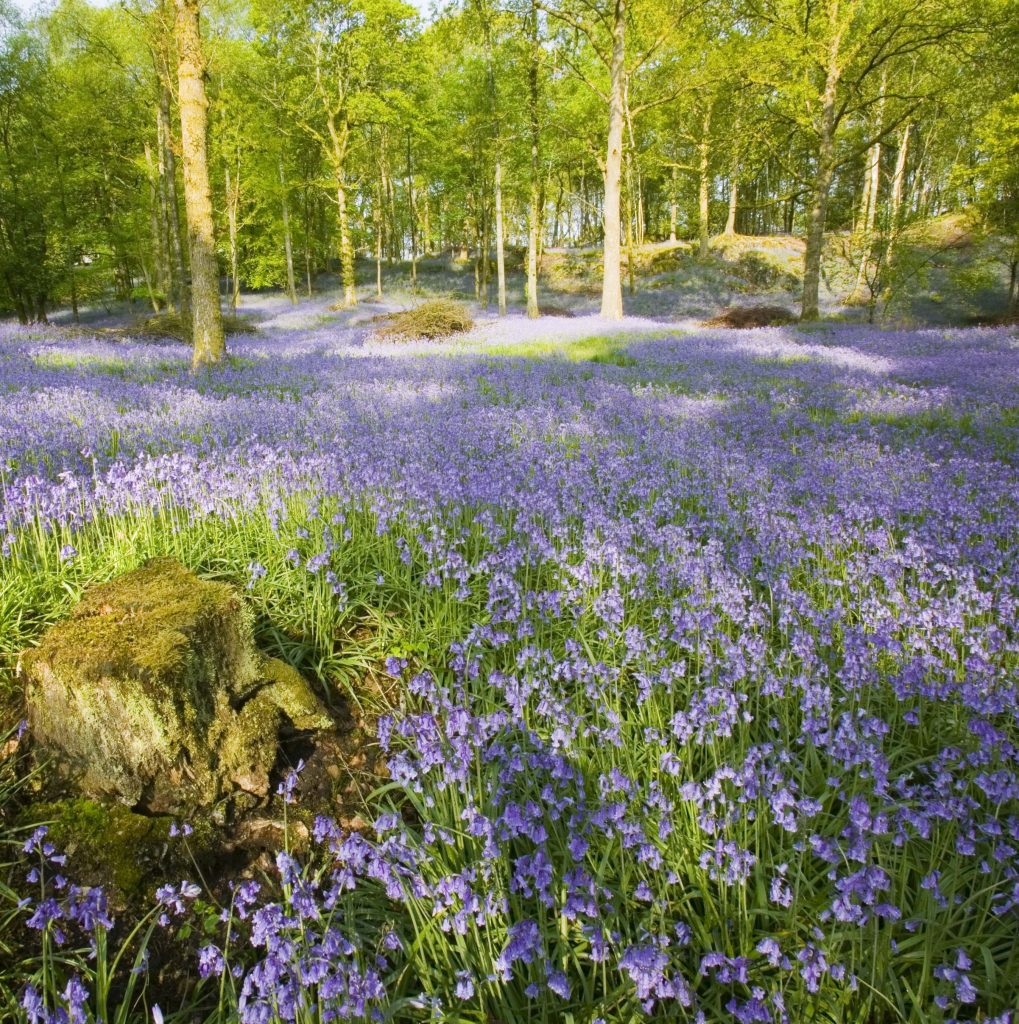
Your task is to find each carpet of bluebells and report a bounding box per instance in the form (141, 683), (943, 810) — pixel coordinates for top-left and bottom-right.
(1, 316), (1018, 1024)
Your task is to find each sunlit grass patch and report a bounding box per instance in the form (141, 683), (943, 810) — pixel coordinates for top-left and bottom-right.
(31, 350), (185, 379)
(479, 332), (664, 365)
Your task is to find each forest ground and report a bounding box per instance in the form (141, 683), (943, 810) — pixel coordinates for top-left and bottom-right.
(1, 219), (1017, 1022)
(40, 216), (1016, 335)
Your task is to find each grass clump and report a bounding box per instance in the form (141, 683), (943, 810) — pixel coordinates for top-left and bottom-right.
(703, 304), (797, 328)
(373, 299), (474, 341)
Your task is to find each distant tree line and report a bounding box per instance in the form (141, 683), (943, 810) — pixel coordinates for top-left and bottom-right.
(0, 0), (1015, 357)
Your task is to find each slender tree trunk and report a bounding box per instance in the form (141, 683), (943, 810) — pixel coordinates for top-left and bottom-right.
(801, 29), (843, 322)
(725, 176), (737, 236)
(55, 154), (79, 323)
(158, 86), (189, 326)
(600, 0), (625, 320)
(479, 195), (490, 309)
(141, 259), (160, 312)
(494, 157), (506, 315)
(303, 182), (314, 296)
(697, 105), (712, 258)
(853, 76), (885, 298)
(336, 177), (357, 306)
(475, 0), (506, 313)
(669, 164), (677, 242)
(625, 150), (635, 296)
(526, 0), (541, 319)
(327, 113), (357, 307)
(279, 154), (297, 304)
(375, 188), (384, 299)
(407, 132), (418, 288)
(635, 166), (645, 246)
(175, 0), (223, 367)
(225, 156), (240, 311)
(890, 123), (910, 231)
(144, 141), (168, 305)
(422, 190), (431, 255)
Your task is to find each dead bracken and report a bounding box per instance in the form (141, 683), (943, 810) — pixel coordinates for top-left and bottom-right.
(702, 305), (798, 328)
(372, 299), (474, 341)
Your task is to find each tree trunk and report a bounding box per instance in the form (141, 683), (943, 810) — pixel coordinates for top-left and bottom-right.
(526, 0), (541, 319)
(801, 39), (842, 321)
(336, 177), (357, 306)
(669, 164), (677, 242)
(479, 196), (490, 309)
(158, 86), (189, 326)
(141, 260), (160, 313)
(175, 0), (224, 367)
(697, 106), (711, 258)
(225, 156), (240, 311)
(144, 141), (168, 305)
(725, 175), (737, 235)
(327, 113), (357, 307)
(422, 189), (431, 255)
(636, 166), (645, 246)
(303, 182), (314, 296)
(478, 3), (506, 316)
(853, 77), (885, 298)
(407, 132), (418, 288)
(279, 154), (297, 304)
(890, 122), (910, 231)
(494, 156), (506, 315)
(375, 189), (384, 299)
(600, 0), (625, 320)
(625, 149), (635, 296)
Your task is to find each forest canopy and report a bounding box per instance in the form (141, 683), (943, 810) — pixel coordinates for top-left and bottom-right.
(0, 0), (1016, 337)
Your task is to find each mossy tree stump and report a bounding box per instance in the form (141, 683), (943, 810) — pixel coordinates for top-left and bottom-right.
(21, 558), (331, 815)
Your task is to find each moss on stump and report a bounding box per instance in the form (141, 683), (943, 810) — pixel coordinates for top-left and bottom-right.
(21, 558), (330, 815)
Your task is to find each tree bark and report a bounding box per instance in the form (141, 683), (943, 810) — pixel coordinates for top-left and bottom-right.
(336, 177), (357, 306)
(625, 149), (635, 295)
(325, 111), (358, 308)
(853, 74), (885, 298)
(175, 0), (224, 367)
(600, 0), (625, 320)
(669, 164), (677, 242)
(526, 0), (541, 319)
(279, 154), (297, 304)
(225, 154), (240, 311)
(801, 26), (843, 322)
(375, 188), (384, 299)
(697, 105), (712, 258)
(890, 122), (910, 231)
(494, 156), (506, 314)
(144, 141), (168, 305)
(158, 86), (189, 325)
(407, 131), (418, 288)
(725, 176), (737, 236)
